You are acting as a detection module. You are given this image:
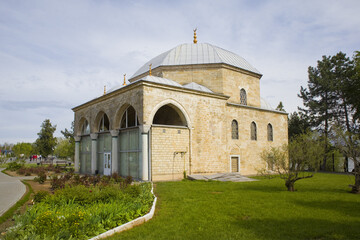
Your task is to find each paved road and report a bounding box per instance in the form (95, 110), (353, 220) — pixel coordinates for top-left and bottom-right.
(0, 168), (26, 217)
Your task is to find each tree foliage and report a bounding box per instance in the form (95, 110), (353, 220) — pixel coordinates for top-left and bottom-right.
(276, 101), (286, 112)
(60, 121), (75, 160)
(261, 132), (325, 191)
(288, 112), (311, 140)
(54, 138), (73, 160)
(330, 125), (360, 193)
(35, 119), (57, 158)
(12, 142), (34, 159)
(299, 52), (358, 170)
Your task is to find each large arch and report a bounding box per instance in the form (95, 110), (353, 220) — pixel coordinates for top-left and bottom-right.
(93, 110), (111, 132)
(149, 99), (191, 128)
(76, 117), (90, 136)
(114, 103), (141, 129)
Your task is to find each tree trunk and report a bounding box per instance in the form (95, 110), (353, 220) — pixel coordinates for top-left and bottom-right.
(352, 164), (360, 194)
(285, 180), (295, 192)
(321, 101), (329, 171)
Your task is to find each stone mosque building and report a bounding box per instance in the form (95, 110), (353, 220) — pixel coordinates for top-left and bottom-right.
(72, 32), (288, 181)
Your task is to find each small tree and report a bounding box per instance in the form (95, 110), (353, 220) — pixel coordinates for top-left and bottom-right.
(54, 138), (73, 160)
(276, 101), (286, 112)
(12, 142), (34, 159)
(261, 132), (324, 191)
(60, 121), (75, 161)
(35, 119), (57, 158)
(331, 126), (360, 193)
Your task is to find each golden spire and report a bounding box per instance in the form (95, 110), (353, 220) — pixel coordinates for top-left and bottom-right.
(149, 63), (152, 76)
(103, 85), (106, 95)
(123, 74), (126, 86)
(193, 28), (197, 44)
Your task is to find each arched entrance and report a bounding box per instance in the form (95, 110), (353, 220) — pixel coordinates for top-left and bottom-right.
(150, 103), (190, 181)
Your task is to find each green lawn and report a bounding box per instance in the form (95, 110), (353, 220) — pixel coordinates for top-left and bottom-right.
(107, 173), (359, 240)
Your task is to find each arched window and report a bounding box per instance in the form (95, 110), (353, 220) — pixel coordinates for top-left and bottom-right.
(240, 88), (247, 105)
(120, 106), (139, 128)
(251, 122), (257, 141)
(99, 114), (110, 132)
(81, 120), (90, 135)
(267, 123), (273, 141)
(231, 120), (238, 139)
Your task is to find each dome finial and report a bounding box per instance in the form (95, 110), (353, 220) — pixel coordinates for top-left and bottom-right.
(123, 74), (126, 86)
(103, 85), (106, 95)
(149, 63), (152, 76)
(193, 28), (197, 44)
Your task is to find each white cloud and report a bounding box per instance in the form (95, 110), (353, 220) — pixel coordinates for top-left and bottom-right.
(0, 0), (359, 143)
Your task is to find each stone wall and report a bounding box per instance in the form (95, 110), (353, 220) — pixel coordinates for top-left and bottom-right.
(226, 104), (288, 175)
(151, 126), (189, 181)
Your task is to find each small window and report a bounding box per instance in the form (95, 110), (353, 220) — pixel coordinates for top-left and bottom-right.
(240, 89), (247, 105)
(99, 114), (110, 132)
(267, 123), (273, 141)
(251, 122), (257, 141)
(82, 120), (90, 135)
(231, 120), (238, 139)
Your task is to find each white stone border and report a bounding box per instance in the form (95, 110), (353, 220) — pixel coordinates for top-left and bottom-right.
(89, 183), (157, 240)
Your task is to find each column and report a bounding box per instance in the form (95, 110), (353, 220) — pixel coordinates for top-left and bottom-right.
(140, 125), (151, 181)
(110, 130), (119, 174)
(74, 136), (81, 173)
(90, 133), (98, 175)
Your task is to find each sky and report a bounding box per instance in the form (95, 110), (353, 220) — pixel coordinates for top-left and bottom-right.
(0, 0), (359, 144)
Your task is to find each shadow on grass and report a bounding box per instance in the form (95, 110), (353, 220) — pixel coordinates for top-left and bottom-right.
(293, 199), (360, 218)
(234, 217), (360, 240)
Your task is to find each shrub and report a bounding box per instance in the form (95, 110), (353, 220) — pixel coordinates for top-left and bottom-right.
(33, 190), (50, 203)
(16, 167), (27, 175)
(125, 176), (133, 185)
(7, 161), (23, 171)
(50, 175), (66, 190)
(34, 172), (47, 184)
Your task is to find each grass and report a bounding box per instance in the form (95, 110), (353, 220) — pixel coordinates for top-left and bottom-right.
(0, 181), (33, 225)
(107, 173), (360, 240)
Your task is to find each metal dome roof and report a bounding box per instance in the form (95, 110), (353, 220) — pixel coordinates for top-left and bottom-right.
(260, 97), (274, 111)
(131, 43), (261, 79)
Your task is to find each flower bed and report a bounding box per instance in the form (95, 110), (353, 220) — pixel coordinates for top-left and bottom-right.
(4, 178), (154, 239)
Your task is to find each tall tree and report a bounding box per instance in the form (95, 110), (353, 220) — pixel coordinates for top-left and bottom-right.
(344, 51), (360, 123)
(288, 112), (311, 140)
(35, 119), (57, 158)
(331, 52), (356, 132)
(299, 55), (338, 170)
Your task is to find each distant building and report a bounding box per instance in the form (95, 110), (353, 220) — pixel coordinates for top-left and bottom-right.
(72, 33), (288, 181)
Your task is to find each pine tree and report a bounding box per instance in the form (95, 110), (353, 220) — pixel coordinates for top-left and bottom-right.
(35, 119), (57, 158)
(276, 101), (285, 112)
(299, 55), (338, 170)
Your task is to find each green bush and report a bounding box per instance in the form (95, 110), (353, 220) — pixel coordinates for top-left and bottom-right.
(33, 190), (50, 203)
(34, 172), (47, 184)
(6, 161), (23, 171)
(4, 183), (154, 240)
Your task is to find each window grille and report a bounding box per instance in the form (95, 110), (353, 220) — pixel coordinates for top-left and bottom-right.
(81, 120), (90, 135)
(251, 122), (257, 140)
(99, 114), (110, 132)
(231, 120), (239, 139)
(267, 123), (273, 141)
(240, 89), (247, 105)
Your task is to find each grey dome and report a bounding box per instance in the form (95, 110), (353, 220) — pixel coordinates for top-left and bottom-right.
(131, 43), (261, 79)
(260, 98), (274, 110)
